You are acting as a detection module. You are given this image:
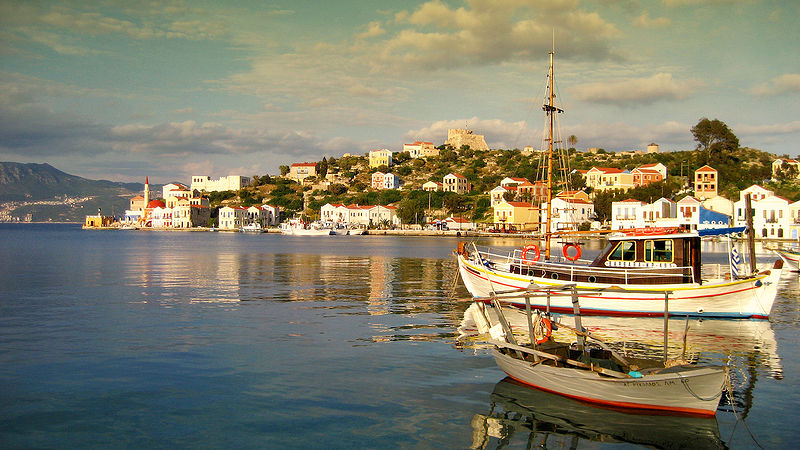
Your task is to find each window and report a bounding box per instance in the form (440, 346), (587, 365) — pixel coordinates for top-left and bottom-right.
(608, 241), (636, 261)
(645, 240), (673, 262)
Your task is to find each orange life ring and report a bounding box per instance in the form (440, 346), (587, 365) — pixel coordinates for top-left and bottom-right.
(521, 244), (540, 263)
(535, 317), (552, 344)
(563, 243), (581, 261)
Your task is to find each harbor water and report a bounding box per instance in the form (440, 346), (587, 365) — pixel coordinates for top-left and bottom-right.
(1, 223), (799, 448)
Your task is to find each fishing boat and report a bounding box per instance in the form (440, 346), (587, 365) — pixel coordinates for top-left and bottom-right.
(775, 248), (799, 271)
(476, 285), (729, 416)
(280, 219), (333, 236)
(240, 223), (265, 233)
(455, 50), (782, 319)
(459, 302), (783, 378)
(470, 378), (724, 449)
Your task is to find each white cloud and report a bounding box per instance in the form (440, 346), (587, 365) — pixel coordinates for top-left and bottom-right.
(750, 74), (800, 96)
(633, 12), (671, 28)
(571, 73), (703, 106)
(357, 21), (386, 39)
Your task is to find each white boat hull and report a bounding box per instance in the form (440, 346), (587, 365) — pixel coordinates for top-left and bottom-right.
(776, 250), (799, 271)
(457, 254), (781, 319)
(493, 348), (726, 416)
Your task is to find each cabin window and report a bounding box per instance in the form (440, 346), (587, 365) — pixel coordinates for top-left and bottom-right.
(645, 239), (673, 263)
(608, 241), (636, 262)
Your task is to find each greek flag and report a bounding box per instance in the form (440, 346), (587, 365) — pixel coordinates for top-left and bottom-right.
(731, 247), (741, 279)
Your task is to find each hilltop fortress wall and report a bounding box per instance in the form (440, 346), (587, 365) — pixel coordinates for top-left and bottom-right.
(445, 128), (489, 151)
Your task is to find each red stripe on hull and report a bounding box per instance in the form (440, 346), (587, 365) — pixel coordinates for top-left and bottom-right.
(504, 373), (717, 417)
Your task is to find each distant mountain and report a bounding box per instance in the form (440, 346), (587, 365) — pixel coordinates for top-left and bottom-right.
(0, 162), (149, 222)
(0, 162), (142, 202)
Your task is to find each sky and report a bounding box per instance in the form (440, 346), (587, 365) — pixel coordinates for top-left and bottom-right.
(1, 0), (799, 184)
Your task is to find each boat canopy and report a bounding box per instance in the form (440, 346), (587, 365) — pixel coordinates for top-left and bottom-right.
(697, 226), (747, 237)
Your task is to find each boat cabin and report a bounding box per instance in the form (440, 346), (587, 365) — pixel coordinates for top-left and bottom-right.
(590, 231), (701, 284)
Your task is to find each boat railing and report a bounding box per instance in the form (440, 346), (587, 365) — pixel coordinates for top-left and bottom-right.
(474, 246), (696, 283)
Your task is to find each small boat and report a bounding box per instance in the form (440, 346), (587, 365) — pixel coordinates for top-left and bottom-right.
(775, 248), (799, 271)
(476, 285), (729, 416)
(347, 227), (366, 235)
(280, 219), (333, 236)
(471, 378), (724, 449)
(240, 223), (265, 233)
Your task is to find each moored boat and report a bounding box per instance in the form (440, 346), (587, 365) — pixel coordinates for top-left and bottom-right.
(775, 248), (800, 271)
(457, 228), (782, 319)
(477, 285), (729, 416)
(240, 223), (265, 233)
(280, 219), (333, 236)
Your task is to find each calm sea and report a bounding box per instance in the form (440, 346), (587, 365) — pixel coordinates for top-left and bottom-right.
(1, 223), (798, 448)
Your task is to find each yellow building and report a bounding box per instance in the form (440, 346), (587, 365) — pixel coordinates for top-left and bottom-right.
(694, 165), (718, 200)
(368, 149), (393, 168)
(84, 210), (114, 228)
(493, 200), (539, 231)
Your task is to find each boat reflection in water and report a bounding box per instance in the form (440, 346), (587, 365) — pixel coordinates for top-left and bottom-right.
(459, 303), (783, 379)
(471, 377), (724, 449)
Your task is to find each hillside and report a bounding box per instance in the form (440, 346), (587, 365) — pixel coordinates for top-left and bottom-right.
(0, 162), (144, 222)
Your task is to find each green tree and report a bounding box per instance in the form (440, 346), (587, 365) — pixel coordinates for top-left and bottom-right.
(691, 118), (739, 163)
(567, 135), (578, 151)
(318, 158), (328, 178)
(279, 165), (290, 176)
(396, 198), (424, 224)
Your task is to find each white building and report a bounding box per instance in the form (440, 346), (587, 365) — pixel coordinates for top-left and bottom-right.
(319, 203), (399, 227)
(403, 141), (437, 158)
(611, 199), (645, 230)
(734, 185), (793, 239)
(542, 198), (594, 233)
(490, 185), (515, 207)
(150, 206), (172, 228)
(443, 173), (470, 194)
(162, 182), (190, 199)
(218, 206), (248, 230)
(247, 205), (280, 227)
(191, 175), (250, 193)
(371, 172), (400, 190)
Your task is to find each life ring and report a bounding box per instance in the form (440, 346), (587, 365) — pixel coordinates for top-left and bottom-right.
(534, 317), (552, 344)
(563, 243), (581, 261)
(521, 244), (540, 263)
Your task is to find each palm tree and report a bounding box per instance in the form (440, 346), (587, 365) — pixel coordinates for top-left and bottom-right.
(567, 135), (578, 150)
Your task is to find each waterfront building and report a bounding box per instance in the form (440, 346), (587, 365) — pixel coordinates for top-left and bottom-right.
(191, 175), (250, 193)
(288, 163), (317, 183)
(443, 173), (470, 194)
(702, 195), (735, 217)
(320, 203), (399, 227)
(246, 205), (279, 227)
(493, 200), (539, 232)
(734, 185), (793, 239)
(150, 206), (172, 228)
(218, 206), (248, 230)
(84, 209), (114, 228)
(443, 216), (476, 230)
(611, 199), (645, 230)
(541, 198), (595, 233)
(694, 165), (718, 200)
(368, 149), (393, 168)
(172, 204), (210, 228)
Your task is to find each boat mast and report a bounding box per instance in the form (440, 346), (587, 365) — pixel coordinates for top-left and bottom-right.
(543, 50), (561, 259)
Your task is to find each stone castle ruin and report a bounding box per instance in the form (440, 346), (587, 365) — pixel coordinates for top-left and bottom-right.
(445, 128), (489, 151)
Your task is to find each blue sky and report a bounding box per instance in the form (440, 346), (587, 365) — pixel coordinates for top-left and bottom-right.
(1, 0), (799, 183)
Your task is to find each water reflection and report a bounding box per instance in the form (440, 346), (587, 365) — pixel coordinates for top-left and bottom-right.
(471, 378), (724, 449)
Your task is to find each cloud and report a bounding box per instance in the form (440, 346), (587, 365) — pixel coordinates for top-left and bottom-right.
(357, 21), (386, 39)
(368, 0), (621, 72)
(571, 73), (703, 106)
(750, 74), (800, 96)
(736, 121), (800, 136)
(633, 12), (671, 28)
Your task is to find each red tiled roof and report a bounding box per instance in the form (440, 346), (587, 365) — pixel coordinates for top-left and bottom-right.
(291, 162), (317, 167)
(695, 165), (716, 172)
